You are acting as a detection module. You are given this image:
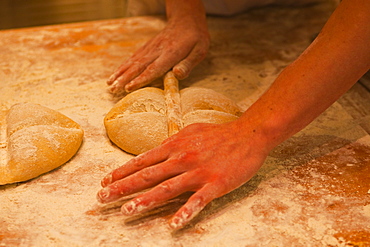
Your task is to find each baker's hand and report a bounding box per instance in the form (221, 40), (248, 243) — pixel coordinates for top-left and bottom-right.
(107, 15), (210, 94)
(97, 121), (269, 229)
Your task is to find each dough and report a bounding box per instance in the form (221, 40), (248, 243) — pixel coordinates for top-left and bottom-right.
(180, 87), (242, 127)
(104, 72), (243, 155)
(0, 103), (84, 185)
(104, 88), (168, 155)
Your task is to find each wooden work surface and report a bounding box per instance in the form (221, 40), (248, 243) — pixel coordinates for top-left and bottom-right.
(1, 2), (369, 246)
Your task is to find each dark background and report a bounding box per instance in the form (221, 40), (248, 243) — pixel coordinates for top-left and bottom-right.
(0, 0), (127, 29)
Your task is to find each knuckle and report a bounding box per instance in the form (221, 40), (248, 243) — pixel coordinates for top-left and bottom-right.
(176, 151), (194, 163)
(145, 64), (160, 76)
(138, 167), (154, 183)
(131, 154), (145, 168)
(195, 48), (208, 61)
(158, 181), (175, 194)
(132, 61), (147, 73)
(162, 134), (177, 145)
(212, 177), (231, 195)
(192, 193), (207, 206)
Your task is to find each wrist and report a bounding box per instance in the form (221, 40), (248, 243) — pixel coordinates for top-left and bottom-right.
(234, 101), (298, 154)
(166, 0), (206, 22)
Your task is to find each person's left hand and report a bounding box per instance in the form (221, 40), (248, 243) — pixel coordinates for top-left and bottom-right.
(97, 120), (270, 229)
(106, 13), (210, 94)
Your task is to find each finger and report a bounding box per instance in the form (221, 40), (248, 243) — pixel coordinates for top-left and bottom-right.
(107, 41), (154, 85)
(124, 59), (172, 93)
(172, 60), (192, 81)
(169, 184), (216, 230)
(109, 44), (161, 93)
(123, 45), (193, 92)
(97, 157), (183, 204)
(161, 132), (179, 145)
(109, 59), (154, 94)
(107, 61), (132, 86)
(173, 42), (209, 80)
(101, 146), (169, 187)
(120, 172), (198, 216)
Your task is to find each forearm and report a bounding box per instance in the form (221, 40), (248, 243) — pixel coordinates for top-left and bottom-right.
(165, 0), (206, 22)
(164, 0), (210, 79)
(239, 0), (370, 150)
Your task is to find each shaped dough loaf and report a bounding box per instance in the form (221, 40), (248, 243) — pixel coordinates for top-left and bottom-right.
(0, 103), (84, 185)
(104, 88), (168, 155)
(104, 72), (243, 155)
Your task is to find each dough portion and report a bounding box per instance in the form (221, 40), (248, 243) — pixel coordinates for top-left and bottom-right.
(182, 110), (240, 127)
(105, 112), (167, 155)
(105, 85), (243, 155)
(180, 87), (243, 117)
(104, 88), (168, 155)
(0, 103), (84, 185)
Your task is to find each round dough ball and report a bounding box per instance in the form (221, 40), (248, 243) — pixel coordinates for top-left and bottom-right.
(6, 125), (83, 183)
(0, 103), (84, 185)
(104, 88), (168, 155)
(6, 102), (81, 136)
(105, 112), (168, 155)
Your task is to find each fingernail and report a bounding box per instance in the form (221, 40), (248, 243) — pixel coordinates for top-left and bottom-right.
(107, 75), (115, 84)
(112, 80), (119, 88)
(124, 83), (132, 93)
(97, 187), (110, 203)
(121, 198), (150, 216)
(174, 64), (188, 79)
(121, 200), (137, 215)
(101, 173), (112, 187)
(169, 200), (203, 229)
(109, 81), (121, 93)
(170, 216), (185, 230)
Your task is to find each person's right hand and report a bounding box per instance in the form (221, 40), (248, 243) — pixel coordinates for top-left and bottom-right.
(97, 120), (270, 229)
(107, 13), (210, 94)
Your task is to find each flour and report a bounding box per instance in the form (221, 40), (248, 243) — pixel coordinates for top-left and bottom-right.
(9, 130), (39, 161)
(1, 2), (369, 246)
(364, 205), (370, 217)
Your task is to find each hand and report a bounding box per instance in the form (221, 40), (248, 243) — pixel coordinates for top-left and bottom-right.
(97, 120), (270, 229)
(107, 15), (210, 94)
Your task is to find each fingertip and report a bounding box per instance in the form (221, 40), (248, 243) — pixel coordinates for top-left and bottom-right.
(124, 80), (143, 93)
(124, 82), (134, 93)
(169, 216), (185, 230)
(109, 80), (130, 95)
(108, 80), (120, 93)
(96, 187), (111, 203)
(121, 198), (151, 216)
(173, 64), (190, 80)
(107, 74), (116, 85)
(121, 200), (136, 216)
(169, 198), (205, 230)
(101, 173), (113, 187)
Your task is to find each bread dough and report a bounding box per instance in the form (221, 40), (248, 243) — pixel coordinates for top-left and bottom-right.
(104, 73), (243, 155)
(0, 103), (84, 185)
(104, 88), (168, 155)
(180, 87), (242, 126)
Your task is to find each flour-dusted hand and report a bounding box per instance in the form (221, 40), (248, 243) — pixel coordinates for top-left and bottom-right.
(97, 121), (270, 229)
(99, 0), (370, 230)
(107, 0), (210, 94)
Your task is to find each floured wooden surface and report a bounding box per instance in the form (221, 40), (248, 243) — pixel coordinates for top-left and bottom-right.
(1, 2), (370, 246)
